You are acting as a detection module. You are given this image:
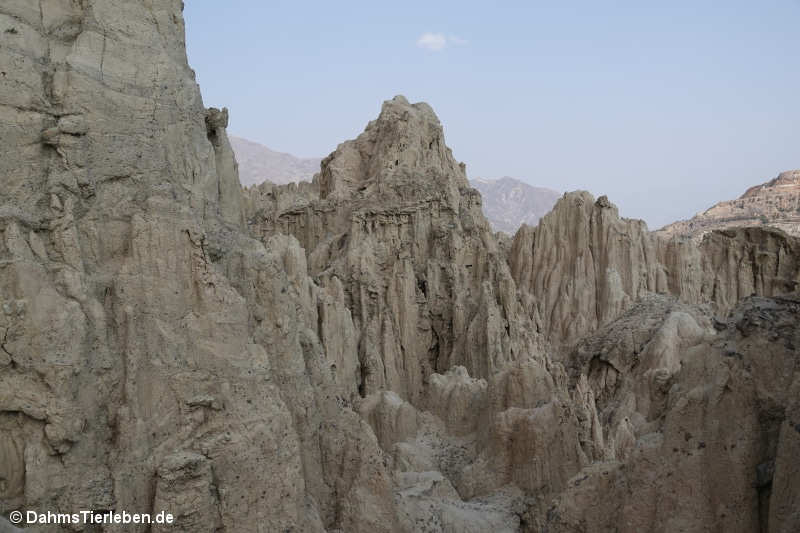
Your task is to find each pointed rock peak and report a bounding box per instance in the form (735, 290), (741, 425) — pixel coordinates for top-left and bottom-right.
(378, 95), (439, 125)
(595, 194), (614, 209)
(552, 190), (599, 212)
(741, 169), (800, 198)
(528, 190), (642, 234)
(555, 190), (620, 213)
(316, 96), (468, 201)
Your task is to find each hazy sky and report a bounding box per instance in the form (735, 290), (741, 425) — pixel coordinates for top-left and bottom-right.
(184, 1), (799, 229)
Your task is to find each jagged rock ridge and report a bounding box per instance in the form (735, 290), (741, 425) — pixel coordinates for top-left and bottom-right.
(510, 192), (800, 345)
(227, 139), (558, 235)
(245, 95), (543, 399)
(1, 2), (799, 533)
(658, 170), (800, 239)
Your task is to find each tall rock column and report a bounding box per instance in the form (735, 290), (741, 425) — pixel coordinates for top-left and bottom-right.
(0, 2), (391, 531)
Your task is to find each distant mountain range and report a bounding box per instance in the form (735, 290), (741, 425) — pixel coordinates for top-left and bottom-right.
(470, 177), (560, 234)
(230, 137), (560, 234)
(657, 170), (800, 239)
(229, 136), (322, 186)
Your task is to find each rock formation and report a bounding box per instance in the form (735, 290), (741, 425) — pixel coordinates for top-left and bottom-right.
(543, 294), (800, 533)
(227, 141), (559, 235)
(471, 177), (560, 234)
(245, 95), (545, 396)
(510, 192), (800, 345)
(0, 2), (386, 530)
(1, 2), (799, 533)
(658, 170), (800, 239)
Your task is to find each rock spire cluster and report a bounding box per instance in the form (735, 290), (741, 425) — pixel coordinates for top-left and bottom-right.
(1, 2), (798, 532)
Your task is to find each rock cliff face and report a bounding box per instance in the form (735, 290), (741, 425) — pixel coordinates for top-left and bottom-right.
(658, 170), (800, 239)
(0, 2), (387, 531)
(1, 2), (799, 533)
(544, 294), (800, 533)
(510, 192), (800, 345)
(245, 96), (545, 397)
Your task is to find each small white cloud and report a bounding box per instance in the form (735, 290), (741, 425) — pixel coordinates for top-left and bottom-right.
(417, 32), (447, 51)
(416, 32), (469, 52)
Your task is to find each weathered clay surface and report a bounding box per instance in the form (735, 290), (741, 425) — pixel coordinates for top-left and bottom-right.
(1, 2), (799, 533)
(246, 95), (547, 402)
(0, 2), (391, 531)
(230, 141), (560, 236)
(542, 295), (800, 533)
(510, 191), (800, 345)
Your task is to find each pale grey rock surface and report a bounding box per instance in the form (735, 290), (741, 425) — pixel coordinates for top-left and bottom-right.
(0, 2), (387, 531)
(543, 295), (800, 533)
(1, 2), (799, 533)
(246, 95), (547, 398)
(510, 191), (800, 345)
(227, 140), (560, 235)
